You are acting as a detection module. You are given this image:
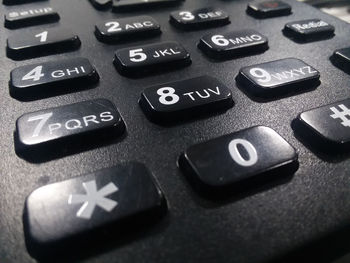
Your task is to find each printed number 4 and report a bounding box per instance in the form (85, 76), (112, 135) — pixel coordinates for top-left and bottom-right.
(35, 31), (48, 42)
(27, 112), (53, 137)
(22, 66), (44, 82)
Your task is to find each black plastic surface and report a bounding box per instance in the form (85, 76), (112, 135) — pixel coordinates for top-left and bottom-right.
(1, 0), (350, 263)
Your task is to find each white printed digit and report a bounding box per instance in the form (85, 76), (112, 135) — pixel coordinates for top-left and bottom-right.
(179, 11), (195, 21)
(35, 31), (48, 42)
(211, 35), (230, 47)
(27, 112), (53, 137)
(105, 21), (121, 32)
(228, 139), (258, 167)
(22, 66), (45, 82)
(157, 87), (179, 105)
(249, 67), (272, 83)
(129, 48), (147, 63)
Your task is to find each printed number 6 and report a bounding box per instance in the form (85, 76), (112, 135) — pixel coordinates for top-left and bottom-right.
(129, 48), (147, 63)
(228, 138), (258, 167)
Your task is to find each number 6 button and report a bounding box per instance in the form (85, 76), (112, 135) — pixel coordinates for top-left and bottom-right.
(139, 75), (233, 122)
(179, 126), (298, 194)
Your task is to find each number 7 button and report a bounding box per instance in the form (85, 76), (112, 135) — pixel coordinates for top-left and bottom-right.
(179, 126), (298, 194)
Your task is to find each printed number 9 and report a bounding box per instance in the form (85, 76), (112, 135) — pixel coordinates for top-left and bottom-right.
(228, 138), (258, 167)
(249, 67), (272, 83)
(157, 87), (179, 105)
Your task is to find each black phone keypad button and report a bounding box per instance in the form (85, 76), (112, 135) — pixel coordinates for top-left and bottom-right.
(198, 29), (268, 59)
(5, 6), (60, 29)
(3, 0), (47, 5)
(247, 1), (291, 18)
(24, 163), (167, 258)
(10, 57), (99, 99)
(114, 41), (191, 76)
(283, 19), (335, 41)
(15, 99), (125, 154)
(179, 126), (298, 193)
(139, 75), (233, 122)
(236, 58), (320, 99)
(95, 16), (161, 43)
(89, 0), (112, 10)
(7, 28), (81, 60)
(112, 0), (183, 12)
(296, 99), (350, 150)
(170, 7), (229, 30)
(331, 47), (350, 71)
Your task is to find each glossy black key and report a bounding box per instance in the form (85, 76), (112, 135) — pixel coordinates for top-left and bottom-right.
(179, 126), (298, 194)
(198, 29), (268, 59)
(139, 75), (233, 122)
(10, 58), (99, 99)
(236, 58), (320, 99)
(283, 19), (335, 42)
(247, 1), (291, 18)
(170, 7), (229, 30)
(89, 0), (112, 10)
(3, 0), (46, 5)
(7, 28), (81, 60)
(295, 99), (350, 151)
(5, 7), (59, 29)
(95, 16), (161, 43)
(15, 99), (125, 155)
(114, 41), (191, 77)
(331, 47), (350, 71)
(112, 0), (183, 12)
(24, 163), (167, 259)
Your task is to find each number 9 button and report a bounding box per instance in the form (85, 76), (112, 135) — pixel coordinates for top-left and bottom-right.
(179, 126), (298, 193)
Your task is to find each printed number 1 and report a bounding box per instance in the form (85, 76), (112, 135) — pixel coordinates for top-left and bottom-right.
(35, 31), (48, 42)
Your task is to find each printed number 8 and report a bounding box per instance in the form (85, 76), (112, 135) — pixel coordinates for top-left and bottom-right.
(157, 87), (179, 105)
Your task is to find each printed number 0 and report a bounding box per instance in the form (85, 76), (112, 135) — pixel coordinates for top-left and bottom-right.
(105, 21), (121, 33)
(22, 66), (44, 82)
(129, 48), (147, 63)
(249, 67), (272, 83)
(228, 138), (258, 167)
(179, 11), (195, 21)
(157, 87), (179, 105)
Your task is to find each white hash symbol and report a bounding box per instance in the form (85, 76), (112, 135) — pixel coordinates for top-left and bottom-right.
(68, 180), (118, 219)
(330, 104), (350, 127)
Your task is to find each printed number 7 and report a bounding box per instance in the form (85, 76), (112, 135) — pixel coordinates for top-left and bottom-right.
(27, 112), (53, 137)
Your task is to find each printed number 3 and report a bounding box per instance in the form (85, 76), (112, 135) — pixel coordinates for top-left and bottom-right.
(228, 138), (258, 167)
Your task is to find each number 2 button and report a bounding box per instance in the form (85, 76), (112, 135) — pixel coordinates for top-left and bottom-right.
(139, 76), (233, 122)
(179, 126), (298, 194)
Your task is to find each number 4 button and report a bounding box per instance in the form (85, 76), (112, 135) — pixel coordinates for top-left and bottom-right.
(179, 126), (298, 194)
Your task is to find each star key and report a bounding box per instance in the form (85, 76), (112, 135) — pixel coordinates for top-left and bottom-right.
(24, 163), (167, 259)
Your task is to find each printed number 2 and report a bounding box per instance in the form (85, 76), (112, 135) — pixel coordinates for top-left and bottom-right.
(35, 31), (48, 42)
(105, 21), (121, 33)
(228, 138), (258, 167)
(22, 66), (44, 82)
(27, 112), (53, 137)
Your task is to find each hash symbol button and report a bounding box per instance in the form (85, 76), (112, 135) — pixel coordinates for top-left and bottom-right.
(295, 99), (350, 152)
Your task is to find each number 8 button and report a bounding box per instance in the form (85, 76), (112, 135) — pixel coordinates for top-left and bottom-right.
(179, 126), (298, 194)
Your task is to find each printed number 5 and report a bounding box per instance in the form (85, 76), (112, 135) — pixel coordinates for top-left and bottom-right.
(129, 48), (147, 63)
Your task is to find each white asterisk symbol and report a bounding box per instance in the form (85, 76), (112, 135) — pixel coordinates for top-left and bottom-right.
(68, 180), (118, 219)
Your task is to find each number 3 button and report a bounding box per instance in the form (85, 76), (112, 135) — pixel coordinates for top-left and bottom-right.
(179, 126), (298, 194)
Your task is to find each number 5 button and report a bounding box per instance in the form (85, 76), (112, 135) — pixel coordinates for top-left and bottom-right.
(179, 126), (298, 193)
(139, 76), (233, 122)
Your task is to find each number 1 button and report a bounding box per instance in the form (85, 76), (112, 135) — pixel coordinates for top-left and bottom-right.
(179, 126), (298, 194)
(7, 27), (81, 60)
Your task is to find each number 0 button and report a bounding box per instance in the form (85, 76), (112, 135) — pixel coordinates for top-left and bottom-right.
(179, 126), (298, 193)
(114, 41), (191, 76)
(139, 75), (233, 122)
(15, 99), (125, 156)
